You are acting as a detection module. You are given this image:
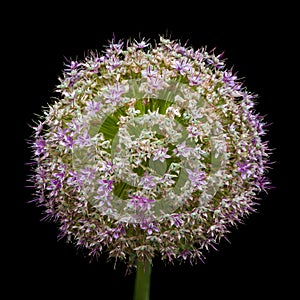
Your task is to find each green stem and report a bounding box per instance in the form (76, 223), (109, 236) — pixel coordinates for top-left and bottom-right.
(133, 260), (152, 300)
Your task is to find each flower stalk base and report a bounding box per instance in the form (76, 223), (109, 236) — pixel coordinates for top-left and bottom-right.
(133, 260), (152, 300)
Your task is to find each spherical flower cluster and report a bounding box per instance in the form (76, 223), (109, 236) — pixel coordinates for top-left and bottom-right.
(31, 37), (270, 268)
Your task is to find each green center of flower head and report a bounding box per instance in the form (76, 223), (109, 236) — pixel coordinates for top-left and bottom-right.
(100, 98), (187, 193)
(31, 36), (270, 267)
(98, 97), (183, 198)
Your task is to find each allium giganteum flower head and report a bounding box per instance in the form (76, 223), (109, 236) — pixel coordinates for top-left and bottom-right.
(31, 36), (270, 268)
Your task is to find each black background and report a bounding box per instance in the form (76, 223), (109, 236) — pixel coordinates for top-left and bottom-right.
(8, 3), (296, 299)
